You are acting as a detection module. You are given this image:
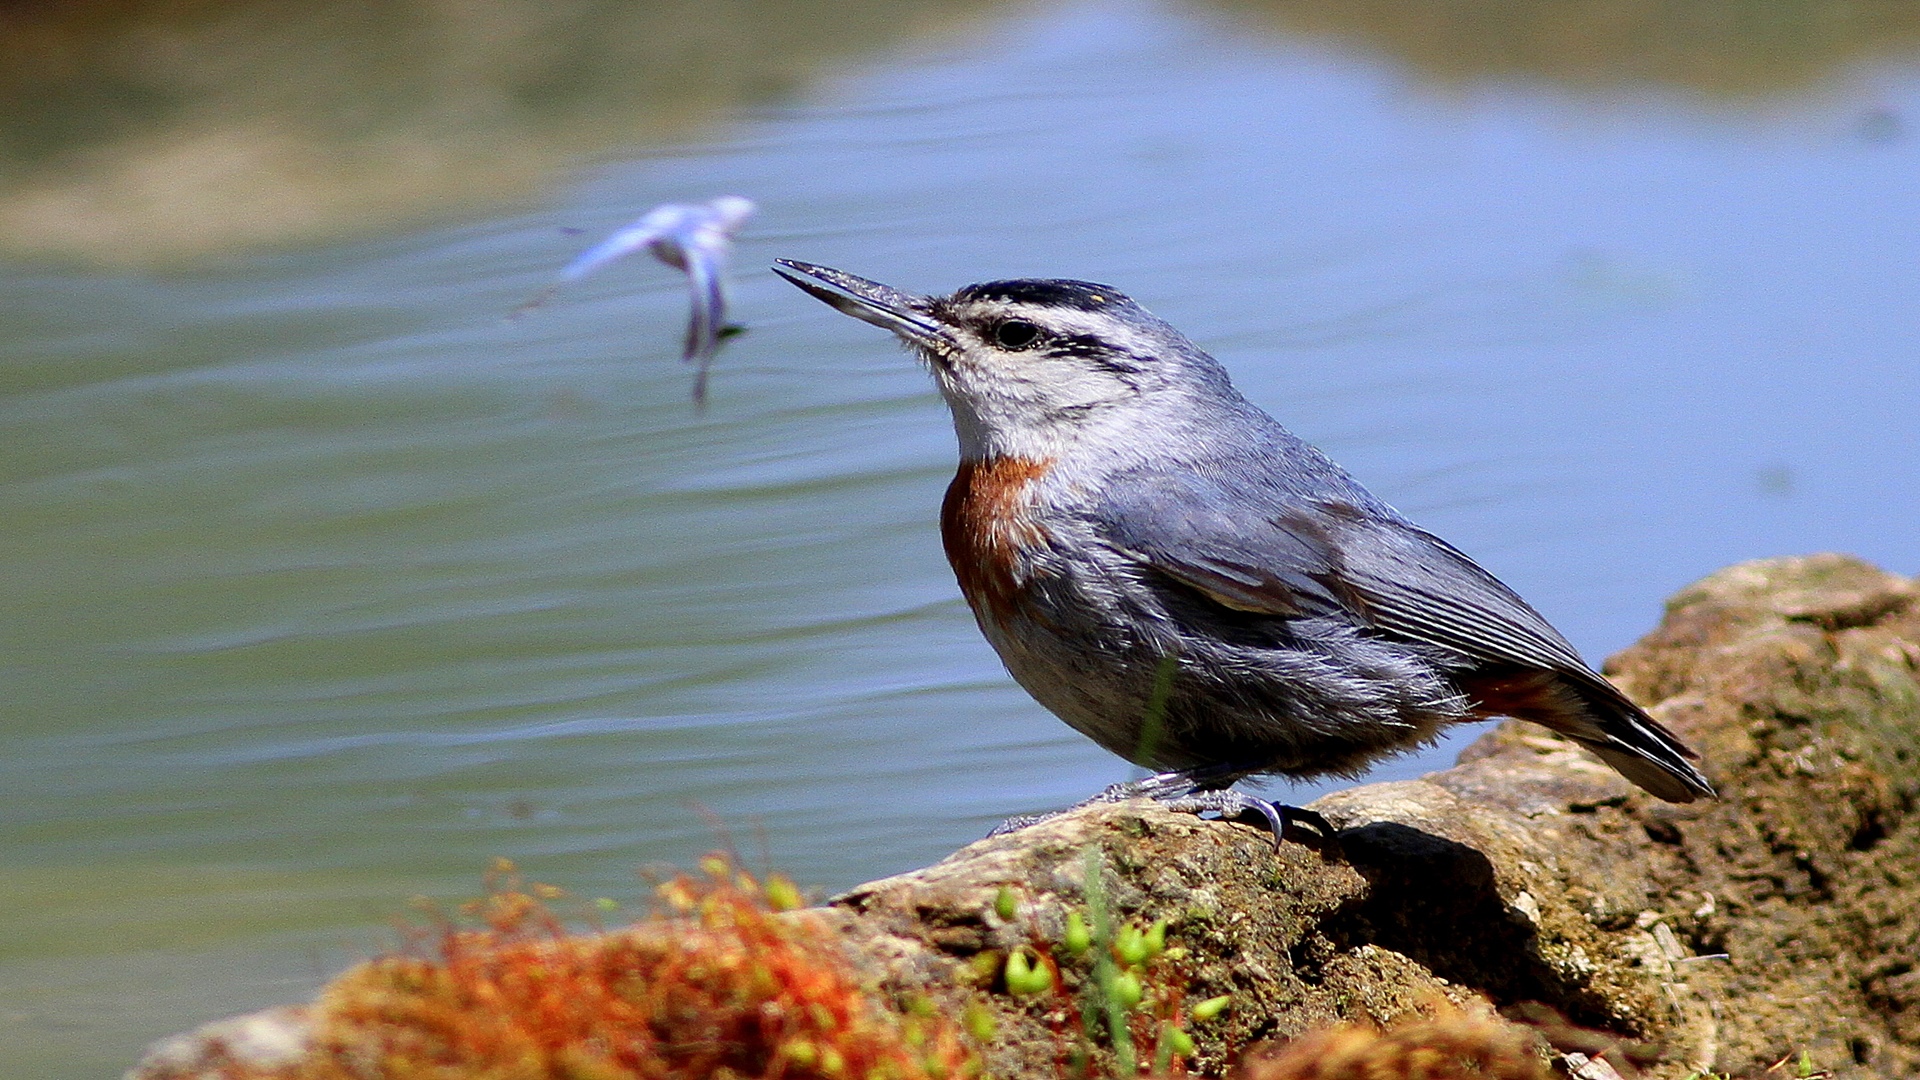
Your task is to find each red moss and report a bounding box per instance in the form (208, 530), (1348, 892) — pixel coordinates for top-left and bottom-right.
(214, 856), (978, 1080)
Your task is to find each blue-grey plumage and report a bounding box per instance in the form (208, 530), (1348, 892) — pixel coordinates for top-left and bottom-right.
(772, 259), (1713, 830)
(517, 196), (755, 402)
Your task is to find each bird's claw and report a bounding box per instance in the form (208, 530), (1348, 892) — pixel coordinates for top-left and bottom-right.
(989, 770), (1340, 852)
(1162, 791), (1338, 849)
(986, 812), (1050, 836)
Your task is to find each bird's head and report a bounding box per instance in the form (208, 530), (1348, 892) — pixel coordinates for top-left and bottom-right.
(773, 260), (1236, 462)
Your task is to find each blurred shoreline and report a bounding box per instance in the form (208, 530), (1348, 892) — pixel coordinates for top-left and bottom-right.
(5, 0), (1920, 269)
(0, 0), (1016, 269)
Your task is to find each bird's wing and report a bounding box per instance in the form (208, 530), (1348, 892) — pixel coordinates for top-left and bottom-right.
(1095, 472), (1591, 675)
(559, 206), (683, 282)
(1301, 503), (1594, 672)
(1096, 468), (1711, 801)
(1304, 505), (1711, 795)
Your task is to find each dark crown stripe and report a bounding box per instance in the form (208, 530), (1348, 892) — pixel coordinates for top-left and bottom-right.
(953, 279), (1128, 312)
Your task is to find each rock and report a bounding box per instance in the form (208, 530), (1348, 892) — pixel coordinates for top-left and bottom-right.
(128, 555), (1920, 1080)
(814, 555), (1920, 1079)
(129, 1007), (314, 1079)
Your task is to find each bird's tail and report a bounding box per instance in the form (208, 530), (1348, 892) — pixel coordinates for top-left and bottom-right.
(1465, 670), (1714, 803)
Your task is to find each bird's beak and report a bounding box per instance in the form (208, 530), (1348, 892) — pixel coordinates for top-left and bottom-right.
(772, 260), (951, 349)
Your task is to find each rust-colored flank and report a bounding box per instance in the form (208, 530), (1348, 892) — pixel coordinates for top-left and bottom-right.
(941, 456), (1053, 626)
(1460, 669), (1588, 730)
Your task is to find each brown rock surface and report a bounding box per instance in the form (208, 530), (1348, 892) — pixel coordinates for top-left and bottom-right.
(129, 554), (1920, 1080)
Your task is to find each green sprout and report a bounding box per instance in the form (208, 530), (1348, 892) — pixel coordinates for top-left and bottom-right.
(1131, 653), (1180, 770)
(1190, 994), (1231, 1022)
(1005, 947), (1054, 996)
(1082, 846), (1137, 1077)
(1065, 910), (1093, 956)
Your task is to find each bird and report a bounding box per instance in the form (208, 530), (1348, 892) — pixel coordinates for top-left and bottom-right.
(770, 259), (1713, 838)
(514, 195), (756, 404)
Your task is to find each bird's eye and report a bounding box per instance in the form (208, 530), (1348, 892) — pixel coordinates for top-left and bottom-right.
(992, 320), (1042, 350)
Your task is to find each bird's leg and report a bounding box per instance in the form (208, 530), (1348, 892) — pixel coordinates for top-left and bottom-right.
(989, 764), (1337, 850)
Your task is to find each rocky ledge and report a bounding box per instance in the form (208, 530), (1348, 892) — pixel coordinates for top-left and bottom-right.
(133, 554), (1920, 1079)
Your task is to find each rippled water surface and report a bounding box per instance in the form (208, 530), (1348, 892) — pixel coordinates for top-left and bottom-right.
(5, 1), (1920, 1074)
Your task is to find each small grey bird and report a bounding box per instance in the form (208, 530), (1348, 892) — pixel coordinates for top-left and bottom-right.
(772, 259), (1712, 836)
(517, 195), (755, 403)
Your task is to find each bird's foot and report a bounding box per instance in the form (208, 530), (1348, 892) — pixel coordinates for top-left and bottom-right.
(989, 768), (1338, 851)
(1156, 789), (1339, 851)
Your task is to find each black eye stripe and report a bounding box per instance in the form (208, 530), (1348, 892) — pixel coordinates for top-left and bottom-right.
(1047, 334), (1112, 358)
(1047, 334), (1149, 372)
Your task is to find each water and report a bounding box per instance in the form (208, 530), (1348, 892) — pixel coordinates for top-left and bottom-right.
(4, 2), (1919, 1075)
